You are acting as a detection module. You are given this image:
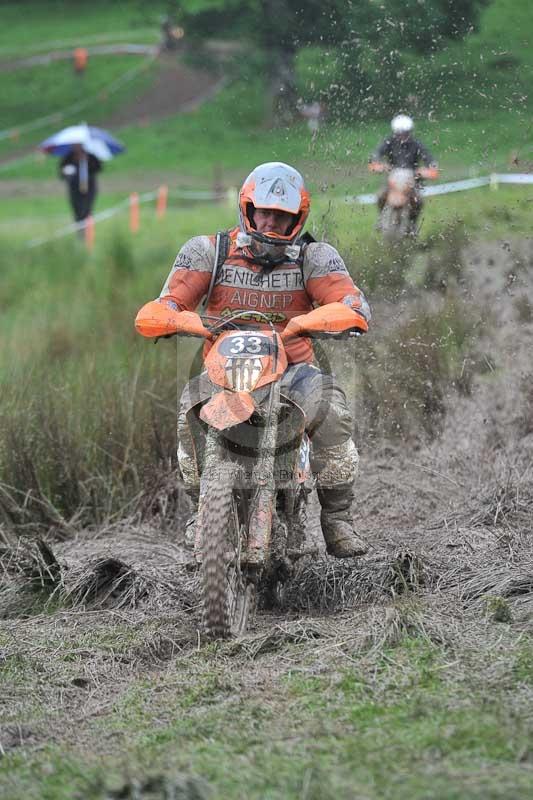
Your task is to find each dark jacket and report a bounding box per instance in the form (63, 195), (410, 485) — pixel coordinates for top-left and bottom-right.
(59, 151), (102, 222)
(372, 135), (436, 169)
(59, 152), (102, 189)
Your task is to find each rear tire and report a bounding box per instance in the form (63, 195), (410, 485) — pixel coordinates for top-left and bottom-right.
(198, 463), (255, 639)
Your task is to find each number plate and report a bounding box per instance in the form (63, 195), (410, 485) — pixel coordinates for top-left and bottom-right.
(218, 334), (273, 358)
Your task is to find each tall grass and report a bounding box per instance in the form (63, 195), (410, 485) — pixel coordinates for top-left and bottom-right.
(0, 363), (177, 533)
(0, 225), (178, 533)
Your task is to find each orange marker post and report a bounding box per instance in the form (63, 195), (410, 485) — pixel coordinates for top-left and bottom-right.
(73, 47), (88, 75)
(156, 185), (168, 218)
(84, 215), (95, 250)
(130, 192), (140, 233)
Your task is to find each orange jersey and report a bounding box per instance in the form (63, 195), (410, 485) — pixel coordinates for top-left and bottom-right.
(160, 227), (366, 363)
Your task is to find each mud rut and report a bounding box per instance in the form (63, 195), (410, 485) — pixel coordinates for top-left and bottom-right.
(2, 237), (533, 778)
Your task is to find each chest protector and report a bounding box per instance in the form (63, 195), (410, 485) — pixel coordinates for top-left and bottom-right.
(203, 229), (316, 364)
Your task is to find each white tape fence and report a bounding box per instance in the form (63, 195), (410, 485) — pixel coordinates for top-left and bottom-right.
(26, 187), (232, 249)
(344, 173), (533, 205)
(23, 173), (533, 250)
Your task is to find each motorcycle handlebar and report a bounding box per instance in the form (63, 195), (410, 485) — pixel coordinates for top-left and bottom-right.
(202, 311), (366, 340)
(369, 162), (438, 179)
(303, 329), (363, 340)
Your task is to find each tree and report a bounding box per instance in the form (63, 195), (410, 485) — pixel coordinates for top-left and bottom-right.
(167, 0), (490, 121)
(323, 0), (490, 118)
(170, 0), (355, 122)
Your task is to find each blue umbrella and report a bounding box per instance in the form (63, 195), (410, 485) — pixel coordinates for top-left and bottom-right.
(39, 123), (125, 161)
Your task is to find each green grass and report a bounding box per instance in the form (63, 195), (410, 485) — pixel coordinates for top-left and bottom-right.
(0, 1), (160, 53)
(2, 616), (533, 800)
(0, 56), (150, 129)
(422, 0), (533, 121)
(0, 0), (161, 161)
(2, 83), (531, 187)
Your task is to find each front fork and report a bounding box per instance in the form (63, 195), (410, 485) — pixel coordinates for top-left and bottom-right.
(246, 381), (280, 565)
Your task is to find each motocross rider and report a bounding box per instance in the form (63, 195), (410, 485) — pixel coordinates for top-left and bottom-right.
(153, 162), (371, 558)
(370, 114), (438, 225)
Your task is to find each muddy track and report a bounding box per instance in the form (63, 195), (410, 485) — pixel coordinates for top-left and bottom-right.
(103, 55), (225, 129)
(2, 236), (533, 794)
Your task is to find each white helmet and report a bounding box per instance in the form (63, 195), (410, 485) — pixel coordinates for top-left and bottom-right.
(391, 114), (414, 134)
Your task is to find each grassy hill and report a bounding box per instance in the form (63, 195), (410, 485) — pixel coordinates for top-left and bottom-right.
(0, 1), (158, 53)
(1, 0), (532, 195)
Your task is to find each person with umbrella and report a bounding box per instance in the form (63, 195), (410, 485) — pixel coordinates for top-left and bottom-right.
(59, 142), (102, 224)
(39, 123), (125, 226)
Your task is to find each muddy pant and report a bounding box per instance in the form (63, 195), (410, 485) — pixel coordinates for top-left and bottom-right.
(177, 363), (358, 489)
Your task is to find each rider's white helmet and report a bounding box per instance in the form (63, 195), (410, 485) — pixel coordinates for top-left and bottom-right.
(391, 114), (414, 134)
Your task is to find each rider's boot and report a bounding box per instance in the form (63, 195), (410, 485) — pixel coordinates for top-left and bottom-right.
(409, 192), (422, 235)
(376, 190), (387, 230)
(316, 480), (368, 558)
(183, 485), (199, 550)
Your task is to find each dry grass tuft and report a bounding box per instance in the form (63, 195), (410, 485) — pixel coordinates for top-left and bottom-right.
(361, 598), (450, 654)
(439, 469), (533, 532)
(94, 772), (211, 799)
(64, 557), (148, 609)
(0, 533), (63, 618)
(386, 549), (426, 596)
(63, 552), (202, 615)
(458, 563), (533, 602)
(282, 550), (433, 612)
(468, 479), (533, 529)
(228, 618), (332, 659)
(0, 535), (61, 588)
(0, 529), (201, 619)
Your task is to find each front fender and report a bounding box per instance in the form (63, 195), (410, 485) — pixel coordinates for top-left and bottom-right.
(199, 390), (256, 430)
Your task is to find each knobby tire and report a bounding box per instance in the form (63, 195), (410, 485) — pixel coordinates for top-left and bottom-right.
(199, 463), (255, 639)
(381, 204), (410, 244)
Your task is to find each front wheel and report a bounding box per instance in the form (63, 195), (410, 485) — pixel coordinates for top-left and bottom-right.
(198, 462), (255, 639)
(381, 204), (410, 244)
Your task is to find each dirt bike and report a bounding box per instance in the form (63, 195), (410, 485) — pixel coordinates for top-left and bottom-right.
(135, 301), (367, 638)
(369, 162), (438, 244)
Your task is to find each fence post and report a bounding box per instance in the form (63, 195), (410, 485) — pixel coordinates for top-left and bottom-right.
(84, 215), (95, 250)
(156, 185), (168, 218)
(73, 47), (88, 75)
(213, 163), (223, 202)
(130, 192), (140, 233)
